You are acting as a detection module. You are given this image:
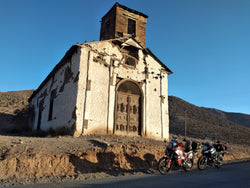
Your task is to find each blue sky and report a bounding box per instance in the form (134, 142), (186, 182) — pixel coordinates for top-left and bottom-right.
(0, 0), (249, 114)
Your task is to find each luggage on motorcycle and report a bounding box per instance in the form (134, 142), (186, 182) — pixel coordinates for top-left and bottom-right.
(184, 140), (191, 152)
(191, 141), (201, 151)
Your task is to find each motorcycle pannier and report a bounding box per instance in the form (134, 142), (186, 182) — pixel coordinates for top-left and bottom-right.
(192, 141), (200, 151)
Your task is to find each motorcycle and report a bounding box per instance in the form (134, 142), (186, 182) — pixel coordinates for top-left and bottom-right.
(158, 137), (200, 175)
(197, 139), (227, 170)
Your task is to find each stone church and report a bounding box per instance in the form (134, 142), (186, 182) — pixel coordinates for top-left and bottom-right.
(29, 3), (172, 140)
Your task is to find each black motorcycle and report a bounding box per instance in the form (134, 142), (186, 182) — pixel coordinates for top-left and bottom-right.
(197, 140), (227, 170)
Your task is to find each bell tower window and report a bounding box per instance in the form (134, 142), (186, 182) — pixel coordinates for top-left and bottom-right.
(128, 19), (136, 36)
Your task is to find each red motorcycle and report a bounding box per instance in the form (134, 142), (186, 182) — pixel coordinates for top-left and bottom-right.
(158, 137), (200, 174)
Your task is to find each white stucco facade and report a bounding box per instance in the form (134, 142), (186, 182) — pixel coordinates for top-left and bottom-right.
(29, 38), (172, 140)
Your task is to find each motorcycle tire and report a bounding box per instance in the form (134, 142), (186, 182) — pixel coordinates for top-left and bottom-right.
(183, 159), (193, 172)
(198, 155), (207, 170)
(215, 156), (223, 168)
(158, 157), (172, 175)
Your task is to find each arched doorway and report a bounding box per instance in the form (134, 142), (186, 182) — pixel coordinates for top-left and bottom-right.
(115, 80), (142, 136)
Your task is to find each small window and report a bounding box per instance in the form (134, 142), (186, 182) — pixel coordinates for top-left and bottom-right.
(123, 46), (138, 60)
(128, 19), (136, 36)
(125, 56), (136, 67)
(48, 90), (56, 121)
(48, 98), (54, 121)
(37, 109), (42, 130)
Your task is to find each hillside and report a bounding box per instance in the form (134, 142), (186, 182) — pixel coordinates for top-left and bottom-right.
(0, 90), (250, 145)
(168, 96), (250, 145)
(0, 90), (34, 115)
(203, 108), (250, 128)
(0, 90), (34, 133)
(0, 91), (250, 186)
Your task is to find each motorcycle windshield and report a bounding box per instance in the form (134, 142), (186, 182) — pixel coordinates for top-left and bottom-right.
(204, 145), (208, 150)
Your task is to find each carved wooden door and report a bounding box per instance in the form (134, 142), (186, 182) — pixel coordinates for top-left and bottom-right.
(116, 92), (140, 135)
(116, 93), (128, 133)
(128, 94), (140, 134)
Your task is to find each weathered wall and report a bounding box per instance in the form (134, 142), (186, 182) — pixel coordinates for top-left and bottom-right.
(30, 38), (170, 140)
(76, 42), (120, 135)
(79, 45), (111, 135)
(144, 54), (169, 139)
(30, 46), (81, 134)
(76, 39), (170, 140)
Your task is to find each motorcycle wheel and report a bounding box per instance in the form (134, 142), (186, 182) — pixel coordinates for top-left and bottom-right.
(215, 156), (223, 168)
(183, 159), (193, 172)
(158, 157), (172, 175)
(198, 155), (207, 170)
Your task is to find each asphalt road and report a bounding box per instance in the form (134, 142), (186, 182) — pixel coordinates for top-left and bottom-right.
(6, 162), (250, 188)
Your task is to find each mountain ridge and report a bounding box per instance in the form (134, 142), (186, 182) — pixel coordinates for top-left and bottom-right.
(202, 107), (250, 128)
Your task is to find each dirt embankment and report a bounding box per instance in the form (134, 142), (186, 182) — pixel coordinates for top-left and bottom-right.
(0, 134), (250, 186)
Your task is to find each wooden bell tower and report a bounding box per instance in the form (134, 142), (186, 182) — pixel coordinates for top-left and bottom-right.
(100, 3), (148, 47)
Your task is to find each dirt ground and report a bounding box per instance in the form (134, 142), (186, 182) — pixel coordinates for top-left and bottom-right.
(0, 133), (250, 186)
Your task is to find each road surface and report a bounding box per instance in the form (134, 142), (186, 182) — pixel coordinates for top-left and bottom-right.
(7, 162), (250, 188)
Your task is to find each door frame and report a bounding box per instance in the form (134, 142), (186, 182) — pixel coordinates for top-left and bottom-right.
(114, 79), (144, 136)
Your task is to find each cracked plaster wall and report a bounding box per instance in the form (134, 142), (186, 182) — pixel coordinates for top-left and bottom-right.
(30, 47), (81, 134)
(77, 39), (169, 140)
(30, 39), (170, 140)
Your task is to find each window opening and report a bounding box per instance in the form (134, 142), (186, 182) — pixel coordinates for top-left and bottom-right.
(128, 19), (136, 36)
(48, 90), (56, 121)
(125, 56), (136, 67)
(37, 110), (42, 130)
(48, 98), (54, 121)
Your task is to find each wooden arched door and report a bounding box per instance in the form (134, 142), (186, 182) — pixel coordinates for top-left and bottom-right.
(115, 80), (142, 136)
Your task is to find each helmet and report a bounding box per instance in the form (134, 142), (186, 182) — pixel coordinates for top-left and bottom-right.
(171, 137), (178, 142)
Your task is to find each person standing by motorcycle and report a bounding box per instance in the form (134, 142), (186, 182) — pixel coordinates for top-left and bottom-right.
(167, 137), (185, 164)
(213, 140), (227, 152)
(197, 139), (227, 170)
(213, 140), (227, 160)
